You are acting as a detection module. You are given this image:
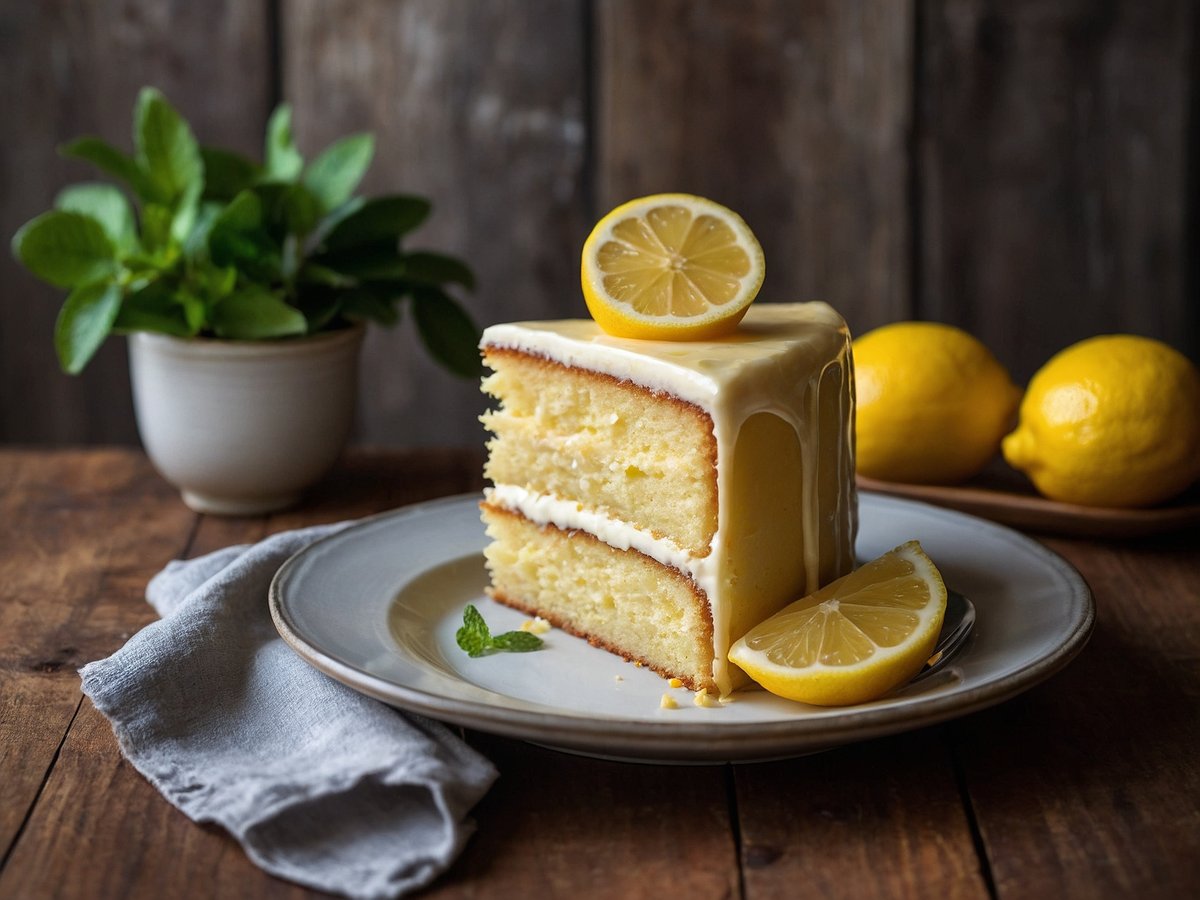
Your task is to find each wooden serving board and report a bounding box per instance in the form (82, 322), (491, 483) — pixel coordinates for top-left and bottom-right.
(856, 472), (1200, 539)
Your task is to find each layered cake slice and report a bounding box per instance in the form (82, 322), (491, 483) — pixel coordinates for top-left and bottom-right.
(479, 301), (857, 697)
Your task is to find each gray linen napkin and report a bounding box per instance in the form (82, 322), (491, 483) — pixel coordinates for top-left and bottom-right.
(79, 523), (497, 900)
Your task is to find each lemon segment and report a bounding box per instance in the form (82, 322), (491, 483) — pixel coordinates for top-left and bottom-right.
(1002, 335), (1200, 507)
(728, 541), (947, 706)
(581, 194), (765, 340)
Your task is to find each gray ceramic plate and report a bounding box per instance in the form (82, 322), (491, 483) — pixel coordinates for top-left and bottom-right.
(270, 493), (1094, 763)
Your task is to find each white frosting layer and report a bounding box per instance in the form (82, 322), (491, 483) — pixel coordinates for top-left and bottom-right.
(486, 484), (700, 577)
(481, 302), (857, 695)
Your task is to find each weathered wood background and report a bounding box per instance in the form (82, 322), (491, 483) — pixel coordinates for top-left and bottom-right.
(2, 0), (1196, 448)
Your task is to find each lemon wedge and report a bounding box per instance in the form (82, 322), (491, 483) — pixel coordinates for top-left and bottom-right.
(728, 541), (947, 706)
(581, 194), (765, 340)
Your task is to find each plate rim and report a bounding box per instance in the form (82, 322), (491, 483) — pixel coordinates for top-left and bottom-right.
(269, 492), (1095, 761)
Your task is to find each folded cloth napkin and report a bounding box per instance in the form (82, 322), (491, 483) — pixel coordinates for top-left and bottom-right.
(80, 523), (497, 900)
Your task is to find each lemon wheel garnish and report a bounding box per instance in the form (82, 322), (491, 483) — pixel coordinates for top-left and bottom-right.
(581, 194), (765, 340)
(728, 541), (948, 707)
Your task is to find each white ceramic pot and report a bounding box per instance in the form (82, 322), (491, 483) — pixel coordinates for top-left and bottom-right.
(128, 325), (365, 515)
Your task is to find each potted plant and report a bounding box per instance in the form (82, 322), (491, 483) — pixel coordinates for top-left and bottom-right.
(11, 87), (479, 514)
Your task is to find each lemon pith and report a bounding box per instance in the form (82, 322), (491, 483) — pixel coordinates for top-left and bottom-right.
(728, 540), (947, 706)
(1002, 334), (1200, 507)
(581, 194), (765, 340)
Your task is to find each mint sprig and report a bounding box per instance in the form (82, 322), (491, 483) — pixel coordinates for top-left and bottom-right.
(456, 604), (544, 658)
(12, 87), (481, 376)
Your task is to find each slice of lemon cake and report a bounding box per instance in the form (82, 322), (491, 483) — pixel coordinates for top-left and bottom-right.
(479, 301), (857, 696)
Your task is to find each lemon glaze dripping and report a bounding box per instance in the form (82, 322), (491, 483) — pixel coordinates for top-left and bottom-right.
(481, 302), (858, 696)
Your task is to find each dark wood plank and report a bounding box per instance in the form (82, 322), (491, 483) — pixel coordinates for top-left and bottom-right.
(0, 449), (484, 897)
(0, 699), (315, 900)
(282, 0), (590, 447)
(0, 450), (194, 860)
(917, 0), (1196, 383)
(954, 531), (1200, 898)
(0, 0), (273, 445)
(427, 735), (739, 899)
(735, 730), (988, 900)
(597, 0), (914, 336)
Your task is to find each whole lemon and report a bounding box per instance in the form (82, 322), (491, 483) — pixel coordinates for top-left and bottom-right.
(854, 322), (1021, 483)
(1002, 335), (1200, 507)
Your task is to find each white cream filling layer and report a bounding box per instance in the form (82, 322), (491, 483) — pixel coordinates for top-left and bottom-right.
(485, 484), (713, 587)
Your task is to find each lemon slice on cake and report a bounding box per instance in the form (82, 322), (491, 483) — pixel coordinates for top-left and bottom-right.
(728, 541), (947, 706)
(581, 194), (765, 340)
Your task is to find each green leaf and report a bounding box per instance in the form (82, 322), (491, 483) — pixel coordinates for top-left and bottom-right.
(59, 137), (161, 202)
(184, 201), (224, 257)
(321, 195), (430, 251)
(207, 191), (282, 280)
(200, 147), (261, 201)
(176, 289), (207, 334)
(340, 289), (399, 326)
(11, 210), (116, 288)
(412, 287), (483, 378)
(140, 204), (174, 254)
(113, 280), (192, 336)
(455, 605), (492, 658)
(54, 183), (136, 252)
(489, 630), (544, 653)
(264, 105), (304, 181)
(134, 88), (203, 204)
(282, 184), (321, 236)
(54, 280), (122, 373)
(170, 180), (203, 245)
(403, 251), (475, 290)
(299, 262), (357, 289)
(294, 292), (345, 333)
(303, 133), (374, 212)
(454, 604), (544, 657)
(210, 286), (307, 340)
(317, 246), (406, 281)
(214, 189), (263, 232)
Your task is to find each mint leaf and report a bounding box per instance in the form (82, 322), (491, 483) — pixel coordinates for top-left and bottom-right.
(134, 88), (202, 204)
(316, 246), (406, 281)
(59, 137), (161, 203)
(412, 287), (482, 378)
(207, 191), (281, 280)
(113, 280), (192, 337)
(320, 195), (430, 251)
(403, 251), (475, 290)
(340, 289), (400, 326)
(282, 183), (321, 237)
(210, 286), (307, 340)
(54, 184), (136, 253)
(265, 105), (304, 181)
(455, 604), (544, 657)
(200, 147), (261, 201)
(489, 630), (544, 653)
(12, 210), (116, 288)
(140, 204), (174, 254)
(170, 180), (203, 245)
(55, 280), (122, 373)
(455, 604), (492, 658)
(303, 133), (374, 212)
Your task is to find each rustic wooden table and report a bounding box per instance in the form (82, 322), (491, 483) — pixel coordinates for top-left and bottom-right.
(2, 448), (1197, 899)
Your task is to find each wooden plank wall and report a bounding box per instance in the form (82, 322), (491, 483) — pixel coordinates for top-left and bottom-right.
(1, 0), (1196, 447)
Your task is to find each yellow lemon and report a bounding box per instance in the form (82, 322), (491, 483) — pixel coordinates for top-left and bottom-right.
(1002, 335), (1200, 507)
(728, 540), (947, 707)
(581, 194), (765, 340)
(853, 322), (1021, 483)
